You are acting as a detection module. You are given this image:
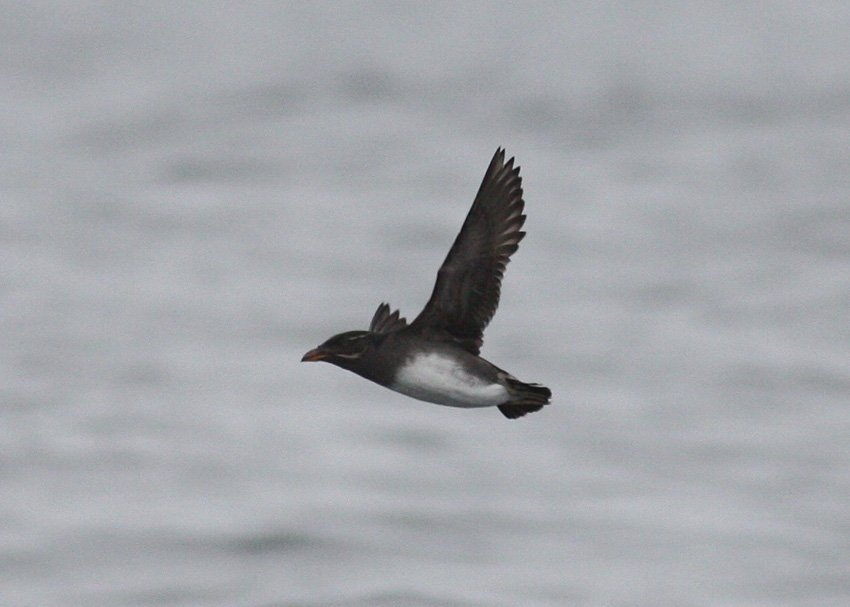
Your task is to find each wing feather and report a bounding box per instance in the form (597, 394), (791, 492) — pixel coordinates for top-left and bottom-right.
(369, 302), (407, 334)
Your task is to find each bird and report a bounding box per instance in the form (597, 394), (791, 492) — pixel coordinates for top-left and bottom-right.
(302, 148), (551, 419)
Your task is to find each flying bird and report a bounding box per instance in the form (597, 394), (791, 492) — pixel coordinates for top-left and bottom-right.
(302, 148), (551, 419)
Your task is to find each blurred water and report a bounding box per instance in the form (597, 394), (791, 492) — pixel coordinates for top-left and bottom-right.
(2, 2), (850, 606)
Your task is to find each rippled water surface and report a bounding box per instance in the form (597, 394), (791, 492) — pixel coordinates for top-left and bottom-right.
(2, 3), (850, 606)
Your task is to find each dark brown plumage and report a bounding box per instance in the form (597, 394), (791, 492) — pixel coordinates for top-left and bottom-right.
(410, 148), (526, 355)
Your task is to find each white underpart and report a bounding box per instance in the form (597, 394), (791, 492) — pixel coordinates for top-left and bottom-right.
(390, 352), (509, 408)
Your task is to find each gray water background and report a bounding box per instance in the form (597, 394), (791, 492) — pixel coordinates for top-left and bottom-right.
(2, 3), (850, 606)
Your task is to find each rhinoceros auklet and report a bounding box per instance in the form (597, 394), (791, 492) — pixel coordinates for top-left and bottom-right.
(302, 148), (551, 419)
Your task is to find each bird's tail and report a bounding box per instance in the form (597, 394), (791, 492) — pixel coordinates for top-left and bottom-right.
(498, 377), (552, 419)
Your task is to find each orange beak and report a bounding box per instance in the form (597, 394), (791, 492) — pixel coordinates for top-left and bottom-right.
(301, 348), (327, 362)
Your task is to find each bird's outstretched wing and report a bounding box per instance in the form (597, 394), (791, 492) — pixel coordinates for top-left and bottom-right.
(410, 148), (526, 354)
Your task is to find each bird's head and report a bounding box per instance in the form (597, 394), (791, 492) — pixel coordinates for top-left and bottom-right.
(301, 330), (373, 368)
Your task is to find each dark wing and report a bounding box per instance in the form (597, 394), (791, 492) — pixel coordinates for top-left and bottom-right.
(410, 148), (526, 354)
(369, 302), (408, 334)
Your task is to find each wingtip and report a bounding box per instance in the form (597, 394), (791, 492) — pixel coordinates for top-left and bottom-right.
(488, 147), (522, 181)
(369, 301), (408, 334)
(491, 147), (506, 169)
(492, 147), (519, 174)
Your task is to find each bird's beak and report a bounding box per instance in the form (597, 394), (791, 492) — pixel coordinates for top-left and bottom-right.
(301, 348), (327, 362)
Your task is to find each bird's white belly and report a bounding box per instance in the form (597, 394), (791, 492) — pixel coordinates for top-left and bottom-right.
(389, 352), (509, 408)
